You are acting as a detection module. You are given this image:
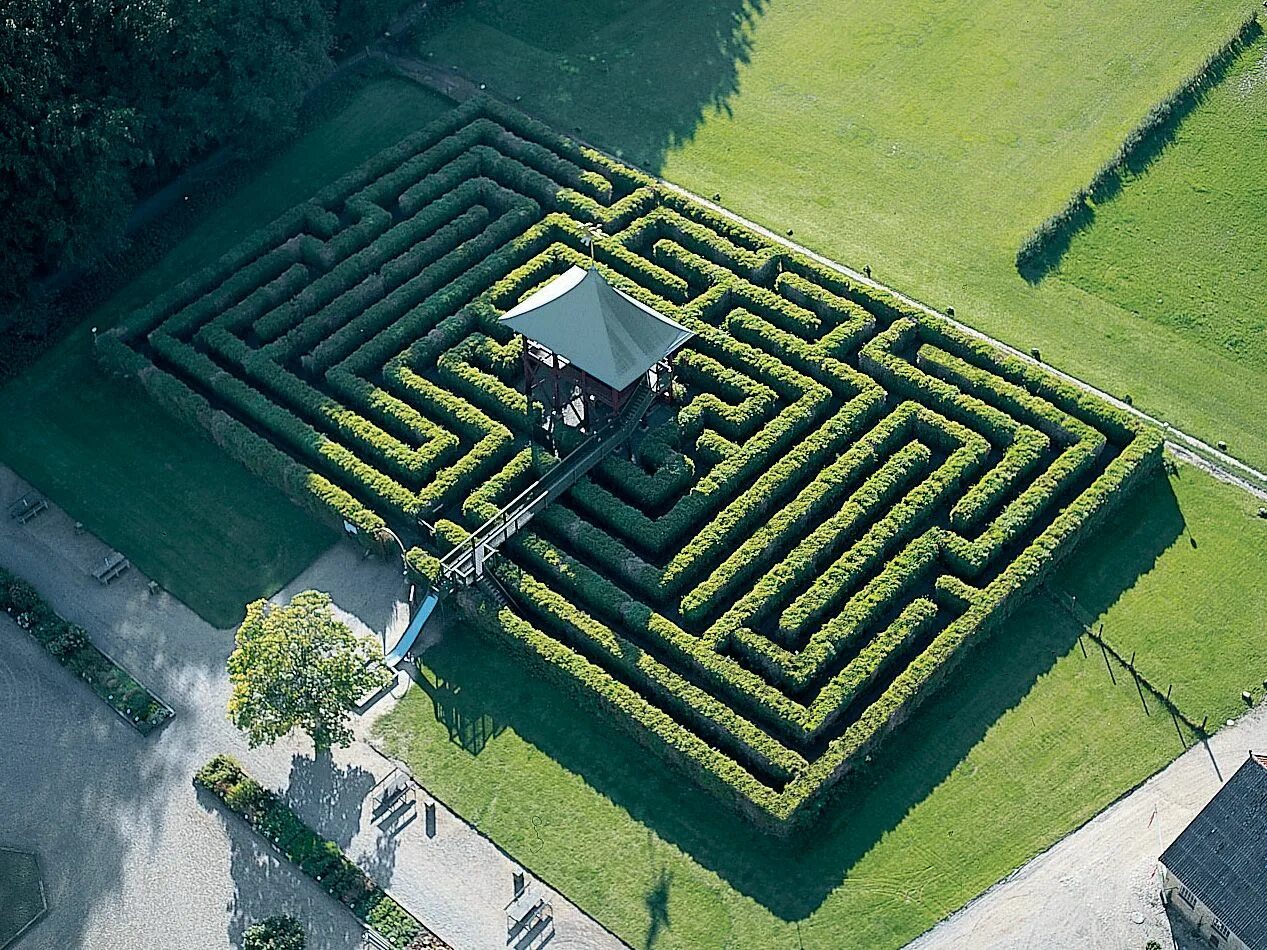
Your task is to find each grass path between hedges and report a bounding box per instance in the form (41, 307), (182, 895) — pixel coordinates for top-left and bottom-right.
(374, 464), (1267, 950)
(415, 0), (1267, 471)
(0, 78), (453, 628)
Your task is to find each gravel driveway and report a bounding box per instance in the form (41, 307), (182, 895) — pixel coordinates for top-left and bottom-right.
(907, 701), (1267, 950)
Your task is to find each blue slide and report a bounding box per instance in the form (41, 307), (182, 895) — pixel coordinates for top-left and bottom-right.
(385, 591), (439, 664)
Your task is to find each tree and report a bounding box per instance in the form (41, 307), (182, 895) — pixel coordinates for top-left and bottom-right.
(0, 0), (333, 318)
(243, 915), (306, 950)
(227, 590), (391, 751)
(0, 1), (141, 304)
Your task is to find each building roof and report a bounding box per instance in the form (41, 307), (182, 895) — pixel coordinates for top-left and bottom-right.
(1160, 754), (1267, 946)
(499, 266), (694, 391)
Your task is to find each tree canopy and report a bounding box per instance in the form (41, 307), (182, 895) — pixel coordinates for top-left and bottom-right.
(0, 0), (419, 315)
(227, 589), (392, 751)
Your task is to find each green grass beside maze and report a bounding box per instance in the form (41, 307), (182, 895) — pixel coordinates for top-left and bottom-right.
(416, 0), (1267, 469)
(376, 464), (1267, 950)
(1056, 31), (1267, 375)
(0, 78), (453, 628)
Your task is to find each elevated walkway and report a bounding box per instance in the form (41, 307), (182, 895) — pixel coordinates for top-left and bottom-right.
(439, 383), (656, 590)
(386, 384), (657, 664)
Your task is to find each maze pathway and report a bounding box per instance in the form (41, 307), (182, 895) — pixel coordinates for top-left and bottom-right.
(101, 98), (1162, 830)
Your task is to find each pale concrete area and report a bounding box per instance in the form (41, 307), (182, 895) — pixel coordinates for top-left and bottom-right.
(0, 466), (625, 950)
(907, 702), (1267, 950)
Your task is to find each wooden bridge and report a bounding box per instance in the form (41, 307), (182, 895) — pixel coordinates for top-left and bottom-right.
(437, 382), (656, 590)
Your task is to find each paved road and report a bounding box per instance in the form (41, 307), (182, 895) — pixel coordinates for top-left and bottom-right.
(907, 702), (1267, 950)
(0, 466), (625, 950)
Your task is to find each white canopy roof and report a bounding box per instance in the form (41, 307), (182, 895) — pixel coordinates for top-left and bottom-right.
(499, 266), (694, 391)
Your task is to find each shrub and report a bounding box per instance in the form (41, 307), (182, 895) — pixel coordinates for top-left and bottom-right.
(45, 625), (88, 660)
(224, 776), (273, 820)
(198, 757), (440, 948)
(243, 915), (306, 950)
(194, 754), (245, 795)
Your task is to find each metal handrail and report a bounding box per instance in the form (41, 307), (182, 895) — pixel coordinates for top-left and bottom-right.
(439, 382), (656, 586)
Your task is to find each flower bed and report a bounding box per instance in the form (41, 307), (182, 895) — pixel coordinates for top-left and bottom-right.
(194, 755), (448, 950)
(0, 567), (174, 735)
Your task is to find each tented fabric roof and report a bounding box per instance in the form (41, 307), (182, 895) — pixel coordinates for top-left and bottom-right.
(499, 266), (694, 391)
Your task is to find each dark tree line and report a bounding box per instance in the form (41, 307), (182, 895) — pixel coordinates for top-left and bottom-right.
(0, 0), (416, 315)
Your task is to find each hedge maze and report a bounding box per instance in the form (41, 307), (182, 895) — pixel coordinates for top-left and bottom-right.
(100, 97), (1162, 829)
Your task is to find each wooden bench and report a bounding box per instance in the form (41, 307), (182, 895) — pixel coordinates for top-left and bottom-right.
(7, 492), (48, 525)
(93, 552), (130, 585)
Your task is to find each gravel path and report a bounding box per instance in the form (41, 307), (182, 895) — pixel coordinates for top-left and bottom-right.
(0, 465), (624, 950)
(907, 701), (1267, 950)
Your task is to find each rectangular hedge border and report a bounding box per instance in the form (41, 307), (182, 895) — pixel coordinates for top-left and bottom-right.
(101, 93), (1165, 830)
(194, 755), (447, 950)
(0, 567), (174, 735)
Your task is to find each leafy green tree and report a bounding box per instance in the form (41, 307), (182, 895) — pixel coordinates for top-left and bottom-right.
(243, 914), (306, 950)
(227, 590), (391, 751)
(0, 1), (141, 303)
(0, 0), (334, 316)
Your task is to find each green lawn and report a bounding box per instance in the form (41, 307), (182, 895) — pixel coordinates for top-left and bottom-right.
(1057, 31), (1267, 376)
(0, 77), (453, 627)
(375, 463), (1267, 949)
(416, 0), (1267, 469)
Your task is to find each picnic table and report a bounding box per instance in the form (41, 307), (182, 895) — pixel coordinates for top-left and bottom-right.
(93, 552), (130, 585)
(7, 491), (48, 525)
(506, 883), (554, 943)
(371, 770), (413, 815)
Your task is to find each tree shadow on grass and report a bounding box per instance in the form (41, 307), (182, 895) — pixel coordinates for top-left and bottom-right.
(643, 867), (672, 948)
(405, 472), (1188, 923)
(418, 0), (766, 174)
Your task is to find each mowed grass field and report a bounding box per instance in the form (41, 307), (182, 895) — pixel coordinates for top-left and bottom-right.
(376, 465), (1267, 950)
(1058, 31), (1267, 375)
(0, 78), (454, 627)
(417, 0), (1267, 468)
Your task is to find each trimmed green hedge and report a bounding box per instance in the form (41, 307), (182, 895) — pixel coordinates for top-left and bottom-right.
(103, 98), (1165, 833)
(1016, 13), (1263, 278)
